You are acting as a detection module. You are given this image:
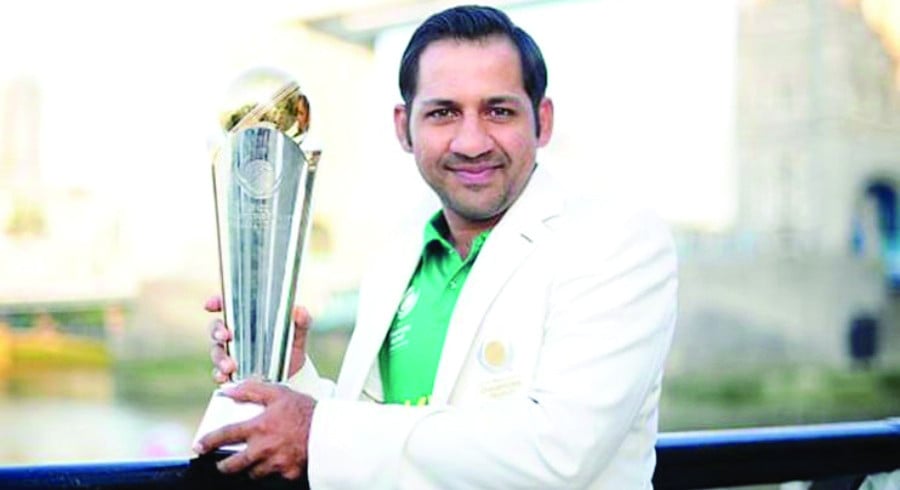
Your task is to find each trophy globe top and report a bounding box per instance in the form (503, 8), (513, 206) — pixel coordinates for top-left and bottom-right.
(217, 67), (312, 147)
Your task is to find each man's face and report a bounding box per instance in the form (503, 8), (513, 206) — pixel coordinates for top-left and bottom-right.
(394, 35), (553, 226)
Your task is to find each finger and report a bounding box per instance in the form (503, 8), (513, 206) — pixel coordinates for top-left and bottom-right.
(216, 448), (258, 474)
(282, 467), (302, 481)
(247, 449), (298, 480)
(218, 359), (237, 378)
(248, 460), (278, 480)
(210, 350), (236, 380)
(209, 340), (228, 365)
(209, 319), (231, 343)
(204, 295), (223, 312)
(212, 367), (230, 384)
(196, 421), (250, 455)
(208, 319), (236, 378)
(209, 342), (236, 380)
(224, 380), (281, 405)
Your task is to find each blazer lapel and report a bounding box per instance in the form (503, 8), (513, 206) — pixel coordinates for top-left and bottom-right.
(335, 231), (423, 400)
(430, 166), (563, 404)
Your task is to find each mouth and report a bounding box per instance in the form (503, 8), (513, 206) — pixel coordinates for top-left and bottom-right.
(448, 164), (502, 186)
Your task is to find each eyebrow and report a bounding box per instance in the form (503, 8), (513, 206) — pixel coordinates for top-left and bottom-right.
(419, 98), (457, 107)
(485, 96), (525, 106)
(418, 95), (526, 107)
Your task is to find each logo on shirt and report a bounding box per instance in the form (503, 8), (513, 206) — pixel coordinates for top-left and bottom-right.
(388, 285), (419, 354)
(396, 285), (419, 320)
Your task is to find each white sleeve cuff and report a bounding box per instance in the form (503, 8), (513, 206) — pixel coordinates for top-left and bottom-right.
(286, 356), (335, 400)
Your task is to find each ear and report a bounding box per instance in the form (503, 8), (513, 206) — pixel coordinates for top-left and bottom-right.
(394, 104), (413, 153)
(536, 98), (554, 147)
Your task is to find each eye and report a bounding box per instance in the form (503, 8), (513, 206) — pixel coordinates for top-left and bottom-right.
(487, 107), (515, 119)
(425, 108), (457, 120)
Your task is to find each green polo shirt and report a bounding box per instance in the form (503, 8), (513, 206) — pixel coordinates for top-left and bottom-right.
(377, 212), (490, 406)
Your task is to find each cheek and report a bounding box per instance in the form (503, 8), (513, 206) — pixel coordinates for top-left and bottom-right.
(498, 131), (536, 160)
(412, 128), (450, 164)
(413, 146), (442, 177)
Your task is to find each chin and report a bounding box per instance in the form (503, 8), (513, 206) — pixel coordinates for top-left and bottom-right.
(454, 204), (507, 223)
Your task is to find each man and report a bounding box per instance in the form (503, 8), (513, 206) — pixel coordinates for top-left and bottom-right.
(196, 5), (677, 489)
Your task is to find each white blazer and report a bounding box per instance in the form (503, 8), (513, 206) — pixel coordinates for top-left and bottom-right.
(290, 166), (678, 489)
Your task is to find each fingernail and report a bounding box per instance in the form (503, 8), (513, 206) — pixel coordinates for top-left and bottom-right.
(216, 461), (226, 472)
(193, 443), (204, 454)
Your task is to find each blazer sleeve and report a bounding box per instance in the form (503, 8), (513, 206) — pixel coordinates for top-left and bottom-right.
(306, 210), (678, 489)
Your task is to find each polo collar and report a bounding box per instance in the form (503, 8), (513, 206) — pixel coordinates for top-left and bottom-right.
(422, 211), (490, 261)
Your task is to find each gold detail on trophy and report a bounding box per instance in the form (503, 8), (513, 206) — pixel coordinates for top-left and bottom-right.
(218, 68), (311, 145)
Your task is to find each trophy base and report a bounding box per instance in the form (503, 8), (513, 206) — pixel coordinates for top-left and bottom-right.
(193, 382), (264, 453)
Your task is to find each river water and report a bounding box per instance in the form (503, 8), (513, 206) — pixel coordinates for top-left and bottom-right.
(0, 365), (206, 465)
(0, 397), (200, 463)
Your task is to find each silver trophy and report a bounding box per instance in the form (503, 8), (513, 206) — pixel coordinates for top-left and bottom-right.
(194, 68), (320, 450)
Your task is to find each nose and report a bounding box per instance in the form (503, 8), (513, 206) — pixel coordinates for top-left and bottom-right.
(448, 114), (493, 158)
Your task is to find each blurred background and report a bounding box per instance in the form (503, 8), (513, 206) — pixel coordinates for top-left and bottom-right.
(0, 0), (898, 468)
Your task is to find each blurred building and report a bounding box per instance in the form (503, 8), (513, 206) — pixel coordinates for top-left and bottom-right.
(0, 77), (134, 344)
(737, 0), (900, 257)
(673, 0), (900, 372)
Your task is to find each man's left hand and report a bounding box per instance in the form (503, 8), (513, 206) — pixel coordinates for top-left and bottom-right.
(195, 380), (315, 480)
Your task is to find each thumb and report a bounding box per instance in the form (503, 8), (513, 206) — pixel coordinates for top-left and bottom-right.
(292, 308), (311, 350)
(293, 306), (311, 333)
(288, 307), (311, 376)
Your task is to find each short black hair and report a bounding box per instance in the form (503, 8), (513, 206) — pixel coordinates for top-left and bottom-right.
(398, 5), (548, 135)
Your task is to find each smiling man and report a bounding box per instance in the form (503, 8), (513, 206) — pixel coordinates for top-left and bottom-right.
(198, 5), (677, 489)
(397, 34), (553, 253)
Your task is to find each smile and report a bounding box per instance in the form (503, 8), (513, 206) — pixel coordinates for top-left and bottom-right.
(450, 165), (501, 186)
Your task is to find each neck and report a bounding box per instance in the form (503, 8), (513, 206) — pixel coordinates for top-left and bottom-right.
(443, 211), (502, 259)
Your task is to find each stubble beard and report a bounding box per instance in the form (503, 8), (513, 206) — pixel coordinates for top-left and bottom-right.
(433, 152), (514, 223)
(438, 185), (511, 223)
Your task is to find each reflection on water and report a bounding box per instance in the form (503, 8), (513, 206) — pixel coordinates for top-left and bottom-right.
(7, 369), (113, 400)
(0, 396), (199, 464)
(0, 364), (205, 465)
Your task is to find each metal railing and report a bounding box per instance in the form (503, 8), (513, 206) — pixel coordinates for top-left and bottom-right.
(653, 419), (900, 489)
(0, 419), (897, 489)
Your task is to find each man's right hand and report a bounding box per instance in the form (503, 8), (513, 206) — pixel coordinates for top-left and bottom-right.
(206, 295), (311, 383)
